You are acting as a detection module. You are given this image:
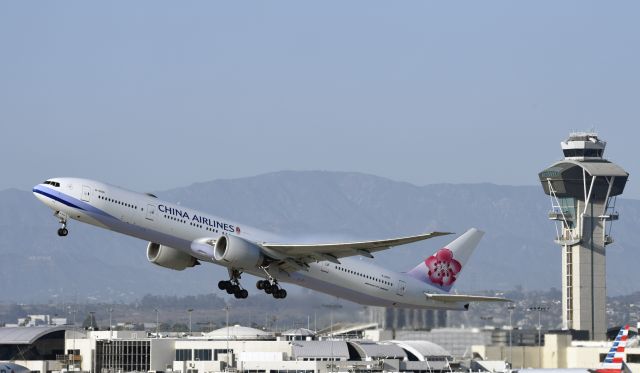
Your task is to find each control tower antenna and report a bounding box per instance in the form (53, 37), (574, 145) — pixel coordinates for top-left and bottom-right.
(539, 132), (628, 340)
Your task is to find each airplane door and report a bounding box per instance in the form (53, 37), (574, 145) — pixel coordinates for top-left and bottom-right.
(396, 280), (407, 296)
(146, 204), (156, 221)
(320, 262), (331, 274)
(81, 185), (91, 202)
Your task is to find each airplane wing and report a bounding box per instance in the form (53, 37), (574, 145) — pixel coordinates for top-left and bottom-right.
(260, 231), (452, 265)
(424, 293), (512, 303)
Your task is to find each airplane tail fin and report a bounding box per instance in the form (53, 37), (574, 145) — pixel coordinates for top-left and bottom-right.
(597, 324), (630, 373)
(407, 228), (484, 292)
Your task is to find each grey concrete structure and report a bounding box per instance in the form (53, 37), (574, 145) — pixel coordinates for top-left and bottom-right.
(539, 132), (628, 340)
(367, 307), (447, 331)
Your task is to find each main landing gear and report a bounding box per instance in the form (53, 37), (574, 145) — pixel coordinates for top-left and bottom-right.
(218, 269), (248, 299)
(256, 279), (287, 299)
(55, 211), (68, 237)
(257, 266), (287, 299)
(217, 268), (288, 300)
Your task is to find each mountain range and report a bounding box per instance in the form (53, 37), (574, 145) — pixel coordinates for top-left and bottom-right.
(1, 171), (638, 302)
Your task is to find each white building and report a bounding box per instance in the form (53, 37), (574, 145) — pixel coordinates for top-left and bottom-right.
(63, 325), (454, 373)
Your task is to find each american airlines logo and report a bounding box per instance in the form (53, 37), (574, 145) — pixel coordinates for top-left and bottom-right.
(158, 204), (236, 233)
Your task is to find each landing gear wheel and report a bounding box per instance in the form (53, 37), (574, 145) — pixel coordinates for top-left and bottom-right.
(232, 286), (248, 299)
(264, 285), (274, 294)
(218, 280), (230, 290)
(277, 289), (287, 299)
(57, 228), (68, 237)
(256, 280), (266, 290)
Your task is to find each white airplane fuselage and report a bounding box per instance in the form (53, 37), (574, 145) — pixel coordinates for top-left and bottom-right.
(0, 362), (30, 373)
(33, 177), (469, 310)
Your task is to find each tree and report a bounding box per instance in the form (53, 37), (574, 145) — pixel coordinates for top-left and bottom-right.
(172, 323), (188, 332)
(82, 313), (99, 330)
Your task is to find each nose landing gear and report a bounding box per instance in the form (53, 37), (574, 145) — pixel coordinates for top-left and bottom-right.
(55, 211), (68, 237)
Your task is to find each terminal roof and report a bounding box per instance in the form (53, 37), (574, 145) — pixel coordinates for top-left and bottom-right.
(291, 340), (350, 359)
(0, 326), (70, 344)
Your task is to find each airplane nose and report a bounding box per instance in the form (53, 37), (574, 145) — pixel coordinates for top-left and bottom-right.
(33, 183), (53, 206)
(33, 184), (46, 201)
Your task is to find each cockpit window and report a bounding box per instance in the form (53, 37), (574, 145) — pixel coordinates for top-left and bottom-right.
(43, 180), (61, 187)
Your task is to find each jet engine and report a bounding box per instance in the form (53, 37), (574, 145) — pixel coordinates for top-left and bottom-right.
(214, 235), (265, 269)
(146, 242), (199, 271)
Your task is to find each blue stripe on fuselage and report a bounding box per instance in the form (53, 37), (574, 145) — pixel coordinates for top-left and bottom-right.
(33, 187), (84, 210)
(34, 184), (193, 254)
(33, 185), (115, 219)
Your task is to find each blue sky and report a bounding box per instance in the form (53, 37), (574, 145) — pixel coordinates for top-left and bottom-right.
(1, 2), (639, 197)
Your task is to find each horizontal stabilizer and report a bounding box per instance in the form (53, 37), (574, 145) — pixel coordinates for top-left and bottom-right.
(424, 293), (511, 303)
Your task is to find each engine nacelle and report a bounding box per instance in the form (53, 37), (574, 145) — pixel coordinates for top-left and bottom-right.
(214, 235), (264, 269)
(146, 242), (199, 271)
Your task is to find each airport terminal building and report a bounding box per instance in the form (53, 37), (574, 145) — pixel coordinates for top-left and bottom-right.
(0, 325), (454, 373)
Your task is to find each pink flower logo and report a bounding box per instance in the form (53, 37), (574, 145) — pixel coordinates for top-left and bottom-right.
(425, 248), (462, 287)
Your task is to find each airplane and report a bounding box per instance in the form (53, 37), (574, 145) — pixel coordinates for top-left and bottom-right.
(32, 177), (509, 310)
(513, 324), (631, 373)
(0, 362), (30, 373)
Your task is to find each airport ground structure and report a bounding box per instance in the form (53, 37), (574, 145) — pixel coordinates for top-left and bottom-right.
(539, 132), (628, 340)
(472, 327), (640, 370)
(2, 322), (640, 373)
(0, 324), (453, 373)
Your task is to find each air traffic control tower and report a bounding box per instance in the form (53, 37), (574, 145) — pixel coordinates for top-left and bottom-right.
(539, 132), (628, 340)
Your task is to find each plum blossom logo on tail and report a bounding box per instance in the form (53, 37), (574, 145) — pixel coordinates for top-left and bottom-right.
(425, 248), (462, 288)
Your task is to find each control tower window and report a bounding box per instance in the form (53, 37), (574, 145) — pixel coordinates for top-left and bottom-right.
(563, 149), (603, 158)
(558, 197), (577, 228)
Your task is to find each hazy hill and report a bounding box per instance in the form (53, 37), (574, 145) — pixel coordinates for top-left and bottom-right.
(0, 171), (638, 302)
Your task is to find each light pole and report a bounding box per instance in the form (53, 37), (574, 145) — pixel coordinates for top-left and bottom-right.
(187, 308), (193, 336)
(68, 306), (77, 371)
(528, 306), (548, 368)
(322, 303), (343, 373)
(154, 308), (159, 338)
(108, 308), (113, 341)
(224, 305), (230, 370)
(507, 304), (516, 367)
